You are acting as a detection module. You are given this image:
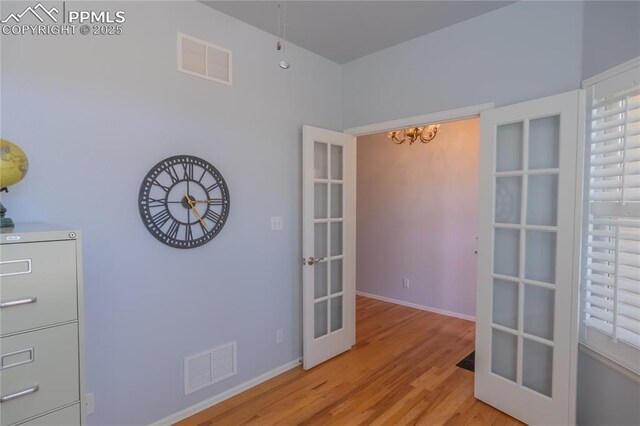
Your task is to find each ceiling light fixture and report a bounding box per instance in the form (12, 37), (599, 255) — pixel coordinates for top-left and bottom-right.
(388, 124), (441, 145)
(277, 2), (290, 70)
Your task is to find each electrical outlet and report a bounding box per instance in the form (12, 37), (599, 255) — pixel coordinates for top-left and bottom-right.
(403, 277), (410, 288)
(276, 328), (284, 344)
(85, 392), (95, 415)
(271, 216), (283, 231)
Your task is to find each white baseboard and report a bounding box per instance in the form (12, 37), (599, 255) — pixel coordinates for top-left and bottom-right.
(150, 358), (302, 426)
(357, 291), (476, 322)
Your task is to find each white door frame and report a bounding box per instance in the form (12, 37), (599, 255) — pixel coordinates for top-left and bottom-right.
(341, 102), (493, 328)
(343, 103), (494, 136)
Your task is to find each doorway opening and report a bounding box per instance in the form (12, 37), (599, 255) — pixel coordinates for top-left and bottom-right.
(354, 117), (480, 325)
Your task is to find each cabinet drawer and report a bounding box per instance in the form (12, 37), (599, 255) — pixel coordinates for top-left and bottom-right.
(0, 324), (79, 426)
(17, 404), (80, 426)
(0, 241), (77, 336)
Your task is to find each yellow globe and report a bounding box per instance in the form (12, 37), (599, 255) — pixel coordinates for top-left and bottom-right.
(0, 139), (29, 188)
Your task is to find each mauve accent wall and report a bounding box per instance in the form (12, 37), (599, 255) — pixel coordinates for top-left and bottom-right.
(356, 118), (479, 318)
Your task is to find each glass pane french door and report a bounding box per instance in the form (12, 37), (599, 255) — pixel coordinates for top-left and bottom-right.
(493, 116), (559, 397)
(313, 142), (345, 338)
(475, 91), (580, 425)
(302, 126), (355, 370)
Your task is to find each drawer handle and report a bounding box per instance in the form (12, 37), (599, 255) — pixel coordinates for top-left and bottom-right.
(1, 347), (35, 370)
(0, 385), (39, 403)
(0, 297), (37, 309)
(0, 259), (32, 277)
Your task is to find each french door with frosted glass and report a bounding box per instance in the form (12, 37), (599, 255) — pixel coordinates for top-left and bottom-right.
(475, 91), (581, 425)
(302, 125), (355, 370)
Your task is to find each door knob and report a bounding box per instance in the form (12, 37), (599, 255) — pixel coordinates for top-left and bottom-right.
(305, 256), (326, 265)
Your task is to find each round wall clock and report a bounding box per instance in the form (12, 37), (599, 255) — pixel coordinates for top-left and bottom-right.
(138, 155), (230, 248)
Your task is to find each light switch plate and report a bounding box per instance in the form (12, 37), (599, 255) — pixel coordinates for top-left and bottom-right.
(86, 392), (95, 415)
(271, 216), (283, 231)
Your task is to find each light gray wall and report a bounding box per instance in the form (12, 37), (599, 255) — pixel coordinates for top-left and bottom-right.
(577, 350), (640, 426)
(356, 119), (479, 318)
(0, 1), (341, 424)
(581, 1), (640, 80)
(342, 1), (584, 129)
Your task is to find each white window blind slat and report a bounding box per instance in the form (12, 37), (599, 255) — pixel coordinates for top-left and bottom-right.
(590, 175), (640, 190)
(586, 274), (615, 287)
(590, 141), (624, 155)
(588, 262), (616, 274)
(592, 115), (640, 133)
(587, 295), (614, 309)
(619, 277), (640, 294)
(618, 315), (640, 335)
(619, 264), (640, 280)
(592, 87), (640, 108)
(586, 306), (614, 323)
(619, 297), (640, 314)
(618, 328), (640, 349)
(591, 162), (640, 177)
(585, 316), (614, 335)
(587, 282), (615, 297)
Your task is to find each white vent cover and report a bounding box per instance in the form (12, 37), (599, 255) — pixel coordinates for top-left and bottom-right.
(178, 32), (232, 86)
(184, 341), (237, 395)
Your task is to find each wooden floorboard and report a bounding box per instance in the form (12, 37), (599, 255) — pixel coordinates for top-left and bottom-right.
(177, 296), (522, 426)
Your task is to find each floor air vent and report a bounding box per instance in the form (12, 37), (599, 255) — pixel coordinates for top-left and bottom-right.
(184, 342), (237, 395)
(178, 32), (232, 85)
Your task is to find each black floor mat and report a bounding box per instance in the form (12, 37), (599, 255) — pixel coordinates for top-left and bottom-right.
(456, 351), (475, 372)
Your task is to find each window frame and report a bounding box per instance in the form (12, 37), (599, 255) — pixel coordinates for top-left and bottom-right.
(578, 57), (640, 376)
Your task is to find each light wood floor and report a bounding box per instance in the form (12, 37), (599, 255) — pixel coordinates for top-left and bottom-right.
(178, 296), (522, 426)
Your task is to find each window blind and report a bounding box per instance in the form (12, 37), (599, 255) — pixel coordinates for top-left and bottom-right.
(583, 64), (640, 370)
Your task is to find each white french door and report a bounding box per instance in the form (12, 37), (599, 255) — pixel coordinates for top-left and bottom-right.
(476, 91), (581, 425)
(302, 125), (356, 370)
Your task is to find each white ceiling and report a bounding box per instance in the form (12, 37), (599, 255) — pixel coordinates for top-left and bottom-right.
(200, 1), (516, 64)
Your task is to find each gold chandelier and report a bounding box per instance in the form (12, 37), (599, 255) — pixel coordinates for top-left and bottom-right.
(388, 124), (440, 145)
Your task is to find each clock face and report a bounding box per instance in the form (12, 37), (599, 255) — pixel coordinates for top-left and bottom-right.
(138, 155), (230, 248)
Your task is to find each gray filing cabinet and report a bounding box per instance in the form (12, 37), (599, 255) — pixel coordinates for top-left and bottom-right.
(0, 224), (86, 425)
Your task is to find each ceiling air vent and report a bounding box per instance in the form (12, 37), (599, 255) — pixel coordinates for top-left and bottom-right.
(178, 32), (232, 86)
(184, 341), (237, 395)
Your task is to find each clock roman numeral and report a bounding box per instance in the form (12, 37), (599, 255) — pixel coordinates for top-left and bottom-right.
(166, 166), (180, 184)
(147, 198), (166, 208)
(204, 209), (220, 223)
(206, 182), (220, 193)
(182, 162), (194, 180)
(207, 198), (223, 206)
(152, 180), (170, 192)
(185, 224), (194, 241)
(151, 209), (171, 228)
(166, 220), (180, 240)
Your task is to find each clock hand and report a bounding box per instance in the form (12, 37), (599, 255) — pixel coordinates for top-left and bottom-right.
(190, 199), (222, 204)
(184, 193), (208, 230)
(191, 207), (208, 230)
(185, 193), (208, 229)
